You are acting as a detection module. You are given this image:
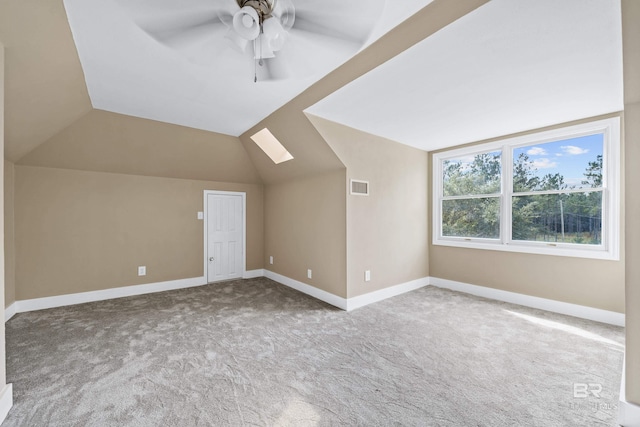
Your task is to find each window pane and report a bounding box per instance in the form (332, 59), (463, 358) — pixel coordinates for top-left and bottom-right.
(443, 151), (501, 196)
(512, 192), (602, 245)
(513, 134), (603, 192)
(442, 197), (500, 239)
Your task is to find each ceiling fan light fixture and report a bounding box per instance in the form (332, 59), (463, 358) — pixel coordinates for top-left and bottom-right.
(224, 29), (249, 53)
(233, 6), (260, 40)
(269, 30), (288, 52)
(262, 16), (287, 52)
(262, 16), (282, 38)
(228, 0), (295, 81)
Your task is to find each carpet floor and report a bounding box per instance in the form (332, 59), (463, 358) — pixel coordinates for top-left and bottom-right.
(4, 278), (624, 426)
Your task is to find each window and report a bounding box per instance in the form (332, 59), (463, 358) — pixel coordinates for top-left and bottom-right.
(433, 117), (620, 260)
(250, 128), (294, 164)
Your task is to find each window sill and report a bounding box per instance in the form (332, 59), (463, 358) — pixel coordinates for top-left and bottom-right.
(433, 238), (619, 261)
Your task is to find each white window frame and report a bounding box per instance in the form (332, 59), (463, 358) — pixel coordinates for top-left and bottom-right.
(432, 117), (620, 260)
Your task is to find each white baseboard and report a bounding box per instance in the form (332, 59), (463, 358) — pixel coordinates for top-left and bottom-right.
(346, 277), (429, 311)
(619, 401), (640, 427)
(3, 271), (282, 321)
(4, 303), (16, 322)
(619, 356), (640, 426)
(243, 269), (265, 279)
(264, 270), (430, 312)
(4, 272), (624, 328)
(0, 383), (13, 425)
(429, 277), (625, 327)
(8, 276), (207, 318)
(264, 270), (348, 310)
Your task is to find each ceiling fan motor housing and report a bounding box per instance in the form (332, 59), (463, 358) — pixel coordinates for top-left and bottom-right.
(237, 0), (276, 22)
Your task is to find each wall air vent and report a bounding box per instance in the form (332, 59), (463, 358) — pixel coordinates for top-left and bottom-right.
(350, 179), (369, 196)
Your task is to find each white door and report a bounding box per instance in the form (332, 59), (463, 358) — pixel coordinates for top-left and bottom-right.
(206, 193), (244, 282)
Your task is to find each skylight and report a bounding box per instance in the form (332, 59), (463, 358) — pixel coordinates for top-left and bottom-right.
(250, 128), (294, 164)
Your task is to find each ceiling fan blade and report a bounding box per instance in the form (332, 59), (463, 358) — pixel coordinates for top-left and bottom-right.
(131, 2), (240, 65)
(272, 0), (295, 31)
(138, 12), (217, 36)
(291, 0), (385, 44)
(293, 13), (365, 45)
(145, 17), (226, 46)
(254, 29), (360, 81)
(122, 0), (240, 48)
(140, 18), (230, 66)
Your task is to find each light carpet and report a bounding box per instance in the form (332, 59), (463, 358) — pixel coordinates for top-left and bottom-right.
(4, 278), (624, 426)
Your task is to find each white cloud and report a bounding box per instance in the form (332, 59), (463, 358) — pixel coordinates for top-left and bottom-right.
(526, 146), (547, 156)
(532, 158), (558, 169)
(561, 145), (589, 155)
(459, 156), (475, 171)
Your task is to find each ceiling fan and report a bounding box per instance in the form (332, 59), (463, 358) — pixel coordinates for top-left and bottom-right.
(120, 0), (385, 82)
(219, 0), (296, 81)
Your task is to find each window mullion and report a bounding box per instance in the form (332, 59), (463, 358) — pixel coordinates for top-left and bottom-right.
(513, 188), (603, 197)
(442, 194), (501, 201)
(434, 155), (441, 241)
(502, 144), (512, 245)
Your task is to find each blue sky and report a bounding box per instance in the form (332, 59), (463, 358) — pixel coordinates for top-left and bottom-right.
(513, 133), (603, 189)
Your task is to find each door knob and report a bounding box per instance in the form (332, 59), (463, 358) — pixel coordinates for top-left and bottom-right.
(209, 257), (214, 261)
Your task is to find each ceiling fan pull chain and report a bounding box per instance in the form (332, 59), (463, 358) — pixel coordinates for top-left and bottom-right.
(258, 27), (264, 67)
(253, 38), (257, 82)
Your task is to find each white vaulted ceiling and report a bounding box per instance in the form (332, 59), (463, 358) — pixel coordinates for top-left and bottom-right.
(63, 0), (434, 137)
(307, 0), (624, 151)
(62, 0), (623, 150)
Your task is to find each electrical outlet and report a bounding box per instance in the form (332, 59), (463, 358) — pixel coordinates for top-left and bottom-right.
(269, 256), (273, 265)
(138, 266), (146, 276)
(365, 270), (371, 282)
(307, 269), (312, 279)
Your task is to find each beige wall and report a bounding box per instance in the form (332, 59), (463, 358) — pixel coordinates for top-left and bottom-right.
(624, 102), (640, 405)
(307, 115), (429, 298)
(623, 0), (640, 406)
(9, 106), (266, 303)
(0, 0), (92, 161)
(430, 247), (623, 312)
(19, 110), (262, 185)
(4, 161), (14, 307)
(14, 166), (263, 300)
(1, 43), (9, 398)
(236, 0), (488, 304)
(428, 115), (625, 313)
(264, 170), (347, 298)
(238, 0), (489, 185)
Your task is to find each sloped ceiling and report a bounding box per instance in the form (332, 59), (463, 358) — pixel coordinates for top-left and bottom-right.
(1, 0), (438, 172)
(307, 0), (624, 152)
(237, 0), (490, 184)
(0, 0), (92, 162)
(1, 0), (625, 183)
(18, 109), (262, 184)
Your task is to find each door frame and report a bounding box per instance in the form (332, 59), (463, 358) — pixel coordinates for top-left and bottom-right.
(203, 190), (247, 283)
